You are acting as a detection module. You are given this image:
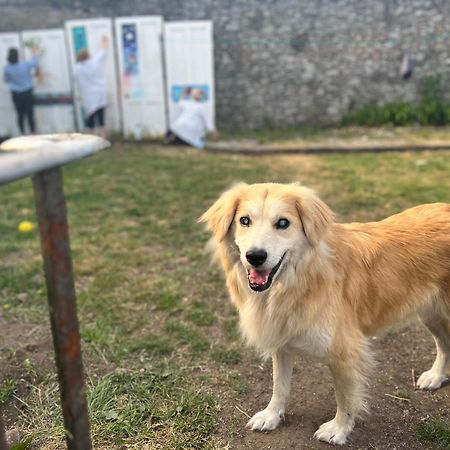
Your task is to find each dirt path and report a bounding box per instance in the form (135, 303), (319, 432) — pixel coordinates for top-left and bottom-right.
(2, 317), (447, 449)
(0, 316), (53, 434)
(213, 321), (449, 449)
(208, 126), (450, 155)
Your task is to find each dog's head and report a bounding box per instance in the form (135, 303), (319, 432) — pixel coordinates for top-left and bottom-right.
(199, 183), (334, 292)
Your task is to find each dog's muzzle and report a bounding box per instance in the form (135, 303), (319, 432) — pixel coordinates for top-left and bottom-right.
(247, 252), (286, 292)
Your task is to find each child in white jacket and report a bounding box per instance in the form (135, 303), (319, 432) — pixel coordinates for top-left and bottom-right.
(165, 87), (217, 148)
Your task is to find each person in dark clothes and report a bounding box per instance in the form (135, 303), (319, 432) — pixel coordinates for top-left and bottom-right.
(3, 46), (40, 134)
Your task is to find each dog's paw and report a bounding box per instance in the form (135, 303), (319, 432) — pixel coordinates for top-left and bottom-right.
(246, 407), (284, 431)
(314, 418), (353, 445)
(417, 370), (447, 390)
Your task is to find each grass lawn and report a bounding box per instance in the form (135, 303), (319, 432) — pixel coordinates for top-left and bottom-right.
(218, 125), (450, 145)
(0, 144), (449, 449)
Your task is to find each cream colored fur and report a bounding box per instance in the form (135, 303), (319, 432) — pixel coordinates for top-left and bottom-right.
(199, 182), (450, 445)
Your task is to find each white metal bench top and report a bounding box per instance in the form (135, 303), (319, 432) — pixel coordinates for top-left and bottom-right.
(0, 134), (110, 186)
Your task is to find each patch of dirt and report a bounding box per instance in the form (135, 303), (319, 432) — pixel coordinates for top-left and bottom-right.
(1, 292), (448, 449)
(0, 314), (113, 442)
(212, 320), (450, 449)
(0, 316), (54, 429)
(208, 126), (450, 155)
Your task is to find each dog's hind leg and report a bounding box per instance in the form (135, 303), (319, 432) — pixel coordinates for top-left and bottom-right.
(314, 338), (372, 445)
(247, 348), (294, 431)
(417, 305), (450, 390)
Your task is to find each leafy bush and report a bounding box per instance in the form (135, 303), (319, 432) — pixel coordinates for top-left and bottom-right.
(382, 101), (416, 125)
(421, 74), (442, 102)
(416, 101), (450, 126)
(341, 74), (450, 126)
(341, 103), (383, 126)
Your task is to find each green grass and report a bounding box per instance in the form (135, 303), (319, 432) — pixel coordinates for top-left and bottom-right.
(313, 153), (450, 221)
(222, 318), (240, 341)
(9, 436), (33, 450)
(0, 379), (16, 405)
(13, 369), (217, 449)
(165, 320), (211, 355)
(416, 419), (450, 449)
(185, 301), (216, 326)
(0, 143), (449, 448)
(211, 348), (242, 365)
(227, 373), (249, 394)
(219, 124), (450, 145)
(218, 124), (331, 143)
(123, 333), (174, 357)
(88, 369), (217, 448)
(150, 285), (183, 312)
(391, 389), (411, 401)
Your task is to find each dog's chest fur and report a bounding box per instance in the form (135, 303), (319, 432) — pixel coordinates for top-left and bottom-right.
(236, 278), (332, 359)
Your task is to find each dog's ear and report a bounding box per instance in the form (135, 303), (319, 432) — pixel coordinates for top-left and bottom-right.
(198, 183), (247, 242)
(292, 185), (334, 246)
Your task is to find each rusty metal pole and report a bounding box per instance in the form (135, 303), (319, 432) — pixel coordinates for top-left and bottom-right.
(32, 167), (92, 450)
(0, 412), (7, 450)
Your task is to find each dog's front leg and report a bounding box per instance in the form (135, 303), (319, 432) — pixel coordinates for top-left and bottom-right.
(314, 345), (371, 445)
(247, 348), (294, 431)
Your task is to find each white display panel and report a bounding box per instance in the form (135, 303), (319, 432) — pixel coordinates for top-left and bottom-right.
(164, 21), (215, 129)
(65, 18), (121, 133)
(21, 29), (75, 134)
(0, 33), (21, 137)
(115, 16), (167, 137)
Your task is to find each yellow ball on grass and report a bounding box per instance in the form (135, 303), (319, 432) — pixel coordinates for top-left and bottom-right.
(18, 220), (34, 233)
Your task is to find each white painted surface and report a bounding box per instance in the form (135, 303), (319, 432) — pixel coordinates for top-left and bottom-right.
(0, 133), (110, 185)
(65, 18), (121, 132)
(164, 21), (215, 130)
(115, 16), (167, 137)
(21, 29), (76, 134)
(0, 33), (21, 137)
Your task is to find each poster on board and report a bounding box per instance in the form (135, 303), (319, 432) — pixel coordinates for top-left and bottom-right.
(115, 16), (167, 137)
(0, 33), (21, 137)
(164, 21), (215, 130)
(65, 18), (121, 133)
(21, 29), (75, 134)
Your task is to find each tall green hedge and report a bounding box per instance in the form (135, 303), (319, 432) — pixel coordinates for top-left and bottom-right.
(342, 75), (450, 126)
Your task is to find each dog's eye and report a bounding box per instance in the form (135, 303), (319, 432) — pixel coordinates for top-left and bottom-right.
(276, 218), (290, 229)
(240, 216), (251, 226)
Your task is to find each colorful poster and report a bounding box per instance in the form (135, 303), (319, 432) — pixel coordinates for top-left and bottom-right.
(122, 24), (138, 76)
(121, 23), (142, 100)
(171, 84), (209, 102)
(115, 16), (167, 136)
(22, 35), (73, 106)
(72, 27), (87, 54)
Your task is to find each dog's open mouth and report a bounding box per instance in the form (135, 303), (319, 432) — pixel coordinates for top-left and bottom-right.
(247, 252), (286, 292)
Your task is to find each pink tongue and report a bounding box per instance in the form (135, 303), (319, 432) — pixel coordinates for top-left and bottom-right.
(249, 269), (271, 285)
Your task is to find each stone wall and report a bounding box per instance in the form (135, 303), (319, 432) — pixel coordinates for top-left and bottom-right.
(1, 0), (449, 129)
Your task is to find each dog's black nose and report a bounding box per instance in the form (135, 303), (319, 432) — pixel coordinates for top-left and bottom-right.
(246, 249), (268, 267)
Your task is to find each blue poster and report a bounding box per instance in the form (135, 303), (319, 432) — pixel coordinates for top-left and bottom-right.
(122, 24), (139, 76)
(72, 27), (87, 54)
(171, 84), (209, 103)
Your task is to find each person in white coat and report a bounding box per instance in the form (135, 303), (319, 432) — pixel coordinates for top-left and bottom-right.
(164, 87), (218, 148)
(74, 36), (108, 138)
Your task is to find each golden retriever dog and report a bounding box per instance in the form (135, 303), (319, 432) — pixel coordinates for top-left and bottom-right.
(199, 182), (450, 445)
